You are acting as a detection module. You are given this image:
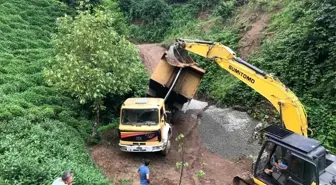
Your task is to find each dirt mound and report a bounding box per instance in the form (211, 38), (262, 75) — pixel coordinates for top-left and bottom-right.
(238, 13), (269, 60)
(136, 44), (166, 74)
(91, 110), (252, 185)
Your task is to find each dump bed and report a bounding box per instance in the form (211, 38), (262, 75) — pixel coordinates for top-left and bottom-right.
(147, 51), (205, 110)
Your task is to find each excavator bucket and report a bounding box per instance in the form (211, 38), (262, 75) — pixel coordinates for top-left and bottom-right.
(166, 43), (196, 67)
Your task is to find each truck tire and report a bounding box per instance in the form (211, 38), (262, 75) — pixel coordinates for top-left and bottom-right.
(161, 132), (172, 156)
(161, 139), (171, 156)
(171, 111), (180, 124)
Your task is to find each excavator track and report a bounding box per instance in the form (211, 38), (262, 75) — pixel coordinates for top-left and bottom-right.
(233, 176), (253, 185)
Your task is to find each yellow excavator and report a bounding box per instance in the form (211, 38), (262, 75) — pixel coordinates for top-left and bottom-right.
(165, 39), (336, 185)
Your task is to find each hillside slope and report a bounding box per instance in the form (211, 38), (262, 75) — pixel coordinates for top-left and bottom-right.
(0, 1), (111, 184)
(136, 44), (166, 74)
(119, 0), (336, 152)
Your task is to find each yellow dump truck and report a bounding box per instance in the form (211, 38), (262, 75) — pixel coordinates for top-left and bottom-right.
(118, 50), (205, 155)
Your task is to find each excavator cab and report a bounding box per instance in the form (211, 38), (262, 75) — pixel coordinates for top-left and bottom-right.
(252, 125), (332, 185)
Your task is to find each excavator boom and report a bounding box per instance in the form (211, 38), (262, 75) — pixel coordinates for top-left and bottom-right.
(168, 38), (308, 136)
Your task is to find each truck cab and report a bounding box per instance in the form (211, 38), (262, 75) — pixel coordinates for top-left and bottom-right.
(118, 97), (172, 156)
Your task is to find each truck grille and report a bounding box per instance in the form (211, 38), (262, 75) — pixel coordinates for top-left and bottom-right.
(120, 131), (160, 142)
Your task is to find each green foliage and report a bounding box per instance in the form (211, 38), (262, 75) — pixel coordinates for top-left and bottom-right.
(118, 0), (173, 42)
(192, 28), (241, 98)
(0, 118), (111, 185)
(99, 0), (129, 36)
(59, 0), (102, 7)
(189, 0), (220, 10)
(45, 5), (146, 105)
(97, 117), (119, 135)
(176, 162), (189, 168)
(304, 100), (336, 152)
(161, 3), (202, 44)
(212, 0), (236, 19)
(118, 0), (240, 42)
(195, 170), (206, 179)
(248, 0), (336, 152)
(166, 0), (188, 3)
(0, 0), (112, 184)
(176, 133), (185, 141)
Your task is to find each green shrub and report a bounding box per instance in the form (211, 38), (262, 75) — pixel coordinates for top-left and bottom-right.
(190, 0), (220, 10)
(304, 102), (336, 152)
(247, 0), (336, 151)
(98, 117), (119, 135)
(118, 0), (173, 42)
(212, 0), (236, 19)
(0, 118), (112, 185)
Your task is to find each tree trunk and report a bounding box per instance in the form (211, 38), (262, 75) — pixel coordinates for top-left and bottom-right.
(179, 144), (184, 185)
(92, 100), (101, 137)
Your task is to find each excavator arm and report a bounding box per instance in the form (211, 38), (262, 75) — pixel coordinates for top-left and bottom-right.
(169, 38), (308, 136)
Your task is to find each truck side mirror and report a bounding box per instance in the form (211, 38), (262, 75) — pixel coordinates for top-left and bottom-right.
(165, 111), (172, 123)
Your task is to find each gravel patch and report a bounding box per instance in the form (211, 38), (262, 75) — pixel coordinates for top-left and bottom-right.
(182, 99), (208, 111)
(199, 105), (261, 160)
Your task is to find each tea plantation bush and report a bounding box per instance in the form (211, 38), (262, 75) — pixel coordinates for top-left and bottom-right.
(0, 118), (110, 185)
(0, 0), (113, 184)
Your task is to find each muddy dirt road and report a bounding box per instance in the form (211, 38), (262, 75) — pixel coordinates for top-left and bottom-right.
(91, 109), (252, 185)
(136, 44), (166, 74)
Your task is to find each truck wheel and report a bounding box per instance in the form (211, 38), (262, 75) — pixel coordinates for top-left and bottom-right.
(171, 112), (179, 124)
(161, 139), (171, 156)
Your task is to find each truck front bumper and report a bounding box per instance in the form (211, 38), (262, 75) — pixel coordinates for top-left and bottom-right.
(119, 143), (164, 152)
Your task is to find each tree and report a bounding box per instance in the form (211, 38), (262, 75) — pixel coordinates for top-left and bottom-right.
(59, 0), (102, 7)
(176, 133), (206, 184)
(175, 134), (188, 185)
(44, 2), (148, 137)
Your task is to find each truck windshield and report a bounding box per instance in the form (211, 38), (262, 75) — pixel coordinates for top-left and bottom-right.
(122, 109), (159, 125)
